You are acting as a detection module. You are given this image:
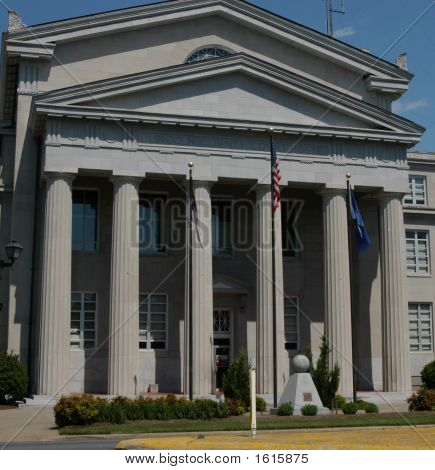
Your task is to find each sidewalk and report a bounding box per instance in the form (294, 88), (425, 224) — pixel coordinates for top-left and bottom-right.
(0, 407), (58, 443)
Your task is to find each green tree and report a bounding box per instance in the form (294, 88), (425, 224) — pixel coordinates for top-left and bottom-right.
(0, 351), (28, 404)
(222, 349), (250, 409)
(306, 335), (340, 409)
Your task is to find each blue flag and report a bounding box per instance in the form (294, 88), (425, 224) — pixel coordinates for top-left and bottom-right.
(349, 186), (371, 252)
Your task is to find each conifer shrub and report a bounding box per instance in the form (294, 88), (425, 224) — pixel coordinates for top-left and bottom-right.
(222, 350), (250, 409)
(421, 360), (435, 389)
(0, 351), (28, 404)
(306, 335), (340, 409)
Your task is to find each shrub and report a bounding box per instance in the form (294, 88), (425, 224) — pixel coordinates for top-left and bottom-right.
(421, 361), (435, 389)
(356, 399), (368, 410)
(54, 395), (101, 427)
(0, 351), (28, 404)
(277, 403), (293, 416)
(225, 398), (246, 416)
(407, 388), (435, 412)
(222, 350), (250, 409)
(341, 402), (359, 415)
(364, 402), (379, 414)
(256, 396), (267, 413)
(306, 336), (340, 409)
(54, 394), (230, 427)
(301, 404), (318, 416)
(332, 394), (346, 410)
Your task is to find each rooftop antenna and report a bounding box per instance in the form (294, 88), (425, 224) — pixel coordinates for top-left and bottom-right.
(326, 0), (345, 37)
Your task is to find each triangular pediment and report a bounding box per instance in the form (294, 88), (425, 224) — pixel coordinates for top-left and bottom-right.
(34, 54), (423, 139)
(9, 0), (411, 84)
(213, 275), (249, 293)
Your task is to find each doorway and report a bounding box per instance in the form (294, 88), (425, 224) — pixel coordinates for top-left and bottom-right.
(213, 308), (232, 389)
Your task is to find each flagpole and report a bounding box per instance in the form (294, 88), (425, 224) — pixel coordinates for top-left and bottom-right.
(346, 173), (358, 403)
(188, 162), (194, 401)
(270, 129), (278, 409)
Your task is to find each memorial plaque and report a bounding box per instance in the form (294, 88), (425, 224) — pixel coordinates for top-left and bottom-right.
(303, 393), (312, 402)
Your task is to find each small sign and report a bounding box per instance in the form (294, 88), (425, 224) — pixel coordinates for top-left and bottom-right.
(303, 393), (312, 402)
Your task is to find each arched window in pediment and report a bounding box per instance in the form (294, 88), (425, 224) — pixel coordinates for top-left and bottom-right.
(186, 47), (232, 63)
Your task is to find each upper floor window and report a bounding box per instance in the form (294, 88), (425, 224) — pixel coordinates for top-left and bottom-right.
(139, 194), (166, 254)
(70, 292), (97, 350)
(212, 200), (232, 256)
(72, 190), (98, 252)
(139, 294), (167, 350)
(284, 297), (299, 351)
(406, 230), (430, 274)
(281, 200), (303, 258)
(409, 302), (433, 352)
(404, 175), (427, 206)
(186, 47), (231, 63)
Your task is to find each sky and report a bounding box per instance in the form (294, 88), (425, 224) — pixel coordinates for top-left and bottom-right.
(0, 0), (434, 150)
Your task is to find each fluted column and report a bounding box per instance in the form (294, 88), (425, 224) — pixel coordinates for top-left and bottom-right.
(379, 194), (411, 391)
(255, 187), (286, 395)
(37, 173), (74, 395)
(191, 181), (214, 396)
(322, 189), (353, 397)
(108, 176), (141, 396)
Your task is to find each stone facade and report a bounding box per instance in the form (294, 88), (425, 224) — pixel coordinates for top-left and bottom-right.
(0, 0), (431, 398)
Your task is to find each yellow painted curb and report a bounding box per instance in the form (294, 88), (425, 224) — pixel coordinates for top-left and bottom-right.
(116, 427), (435, 450)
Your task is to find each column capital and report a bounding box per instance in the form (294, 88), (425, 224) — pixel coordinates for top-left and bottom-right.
(376, 191), (406, 201)
(110, 174), (143, 188)
(192, 179), (215, 191)
(44, 171), (76, 184)
(318, 186), (347, 197)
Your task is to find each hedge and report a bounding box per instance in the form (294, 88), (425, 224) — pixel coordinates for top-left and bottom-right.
(54, 394), (230, 428)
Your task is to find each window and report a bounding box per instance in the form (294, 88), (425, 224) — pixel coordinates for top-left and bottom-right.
(70, 292), (97, 350)
(284, 297), (299, 351)
(72, 190), (98, 252)
(409, 303), (433, 352)
(281, 199), (303, 257)
(139, 194), (166, 254)
(212, 200), (232, 256)
(404, 175), (427, 206)
(406, 230), (430, 274)
(139, 294), (167, 350)
(186, 47), (231, 63)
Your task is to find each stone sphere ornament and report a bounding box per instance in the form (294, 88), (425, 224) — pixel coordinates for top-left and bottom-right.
(292, 354), (310, 373)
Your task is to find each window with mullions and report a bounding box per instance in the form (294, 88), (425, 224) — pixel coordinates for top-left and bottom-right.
(139, 195), (166, 254)
(70, 292), (97, 350)
(284, 297), (299, 351)
(404, 175), (427, 206)
(212, 200), (233, 256)
(72, 190), (98, 252)
(406, 230), (430, 274)
(139, 294), (167, 350)
(186, 47), (231, 63)
(409, 303), (433, 352)
(281, 200), (303, 257)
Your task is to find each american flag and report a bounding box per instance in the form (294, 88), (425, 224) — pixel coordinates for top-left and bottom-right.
(270, 136), (281, 214)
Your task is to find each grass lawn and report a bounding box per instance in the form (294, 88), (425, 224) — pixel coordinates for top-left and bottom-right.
(59, 411), (435, 435)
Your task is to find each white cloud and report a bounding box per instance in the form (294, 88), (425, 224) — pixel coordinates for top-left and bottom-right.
(334, 26), (356, 39)
(392, 99), (429, 113)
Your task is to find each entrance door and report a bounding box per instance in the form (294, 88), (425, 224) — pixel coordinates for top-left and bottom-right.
(213, 309), (232, 390)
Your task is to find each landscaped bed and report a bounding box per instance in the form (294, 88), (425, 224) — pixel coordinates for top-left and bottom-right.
(59, 411), (435, 435)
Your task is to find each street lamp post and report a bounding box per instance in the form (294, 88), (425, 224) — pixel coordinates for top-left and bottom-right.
(0, 241), (24, 310)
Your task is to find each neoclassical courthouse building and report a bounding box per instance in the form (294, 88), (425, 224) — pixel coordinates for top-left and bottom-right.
(0, 0), (433, 399)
